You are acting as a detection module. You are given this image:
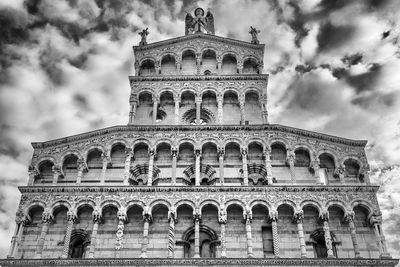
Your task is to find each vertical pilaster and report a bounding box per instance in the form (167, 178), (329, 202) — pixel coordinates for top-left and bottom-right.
(152, 98), (158, 124)
(61, 211), (76, 258)
(129, 101), (137, 124)
(171, 149), (178, 185)
(147, 149), (155, 186)
(155, 60), (160, 75)
(321, 211), (334, 258)
(176, 58), (181, 74)
(76, 158), (87, 185)
(28, 165), (39, 186)
(269, 209), (280, 257)
(294, 210), (307, 258)
(195, 95), (202, 124)
(241, 148), (249, 186)
(35, 211), (53, 258)
(239, 95), (245, 124)
(335, 164), (345, 184)
(167, 210), (176, 258)
(52, 164), (62, 185)
(88, 208), (101, 258)
(217, 93), (223, 124)
(100, 151), (109, 185)
(194, 149), (201, 186)
(370, 214), (391, 258)
(287, 149), (296, 184)
(263, 147), (273, 185)
(344, 211), (360, 258)
(237, 60), (243, 74)
(123, 148), (133, 185)
(218, 148), (224, 185)
(174, 96), (180, 125)
(260, 94), (268, 124)
(311, 157), (321, 184)
(244, 210), (253, 258)
(141, 207), (151, 258)
(218, 206), (227, 258)
(193, 211), (201, 258)
(8, 218), (26, 259)
(196, 53), (201, 75)
(217, 56), (222, 74)
(115, 208), (127, 258)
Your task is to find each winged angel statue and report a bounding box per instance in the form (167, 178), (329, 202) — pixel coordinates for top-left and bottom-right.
(185, 8), (215, 35)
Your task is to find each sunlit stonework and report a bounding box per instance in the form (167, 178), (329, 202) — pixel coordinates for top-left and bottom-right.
(1, 8), (398, 267)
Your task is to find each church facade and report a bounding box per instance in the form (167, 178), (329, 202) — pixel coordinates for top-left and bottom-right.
(1, 8), (398, 267)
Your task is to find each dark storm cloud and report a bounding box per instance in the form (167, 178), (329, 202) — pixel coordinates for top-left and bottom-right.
(39, 43), (65, 85)
(352, 91), (398, 109)
(295, 64), (316, 74)
(342, 53), (363, 67)
(317, 22), (356, 51)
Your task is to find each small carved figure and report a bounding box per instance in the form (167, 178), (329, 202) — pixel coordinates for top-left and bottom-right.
(185, 8), (215, 35)
(249, 26), (260, 44)
(138, 28), (149, 46)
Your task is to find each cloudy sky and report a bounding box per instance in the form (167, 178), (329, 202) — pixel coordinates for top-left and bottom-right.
(0, 0), (399, 259)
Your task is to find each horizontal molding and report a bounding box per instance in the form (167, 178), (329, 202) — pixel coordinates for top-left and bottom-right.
(129, 74), (269, 82)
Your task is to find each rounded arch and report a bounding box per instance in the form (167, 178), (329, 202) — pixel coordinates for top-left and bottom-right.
(139, 57), (156, 66)
(99, 200), (121, 213)
(300, 200), (322, 214)
(158, 88), (177, 99)
(180, 48), (198, 57)
(50, 200), (72, 217)
(249, 199), (271, 211)
(155, 139), (173, 150)
(221, 51), (239, 60)
(75, 199), (96, 214)
(199, 199), (220, 213)
(178, 138), (196, 147)
(126, 200), (145, 211)
(242, 55), (260, 64)
(24, 200), (47, 217)
(243, 87), (261, 97)
(60, 150), (82, 165)
(200, 87), (218, 96)
(325, 199), (349, 214)
(149, 199), (171, 213)
(350, 199), (374, 216)
(180, 87), (198, 98)
(246, 138), (266, 151)
(175, 199), (196, 211)
(341, 156), (364, 169)
(269, 139), (289, 150)
(223, 139), (243, 148)
(35, 156), (56, 170)
(108, 139), (129, 151)
(132, 139), (151, 150)
(200, 46), (218, 55)
(275, 199), (297, 212)
(224, 199), (246, 213)
(316, 149), (339, 163)
(201, 139), (220, 150)
(293, 144), (314, 156)
(159, 51), (178, 62)
(222, 87), (240, 97)
(84, 145), (105, 161)
(138, 89), (155, 97)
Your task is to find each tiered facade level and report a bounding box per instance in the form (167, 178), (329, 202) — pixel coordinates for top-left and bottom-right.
(2, 8), (398, 267)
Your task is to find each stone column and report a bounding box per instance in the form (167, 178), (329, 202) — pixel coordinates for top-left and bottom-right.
(237, 60), (243, 74)
(174, 96), (180, 125)
(171, 149), (178, 185)
(370, 214), (391, 258)
(100, 151), (109, 185)
(152, 98), (158, 124)
(193, 212), (201, 258)
(310, 157), (321, 184)
(7, 219), (26, 259)
(239, 96), (245, 124)
(61, 211), (76, 258)
(35, 211), (53, 258)
(141, 208), (151, 258)
(28, 165), (39, 186)
(269, 210), (280, 257)
(52, 164), (62, 185)
(123, 148), (133, 185)
(217, 56), (222, 74)
(217, 93), (223, 124)
(335, 164), (345, 184)
(320, 211), (334, 258)
(76, 158), (87, 185)
(260, 94), (268, 124)
(286, 149), (296, 184)
(218, 207), (227, 258)
(218, 148), (224, 185)
(294, 210), (307, 258)
(241, 148), (249, 186)
(195, 96), (202, 125)
(176, 59), (181, 74)
(155, 60), (160, 75)
(88, 208), (101, 258)
(244, 211), (254, 258)
(134, 60), (139, 76)
(194, 149), (201, 186)
(115, 208), (127, 258)
(196, 53), (201, 75)
(344, 211), (360, 258)
(147, 149), (155, 186)
(167, 211), (176, 258)
(263, 147), (273, 185)
(128, 101), (137, 124)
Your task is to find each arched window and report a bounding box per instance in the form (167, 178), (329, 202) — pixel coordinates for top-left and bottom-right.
(68, 229), (90, 258)
(310, 229), (337, 258)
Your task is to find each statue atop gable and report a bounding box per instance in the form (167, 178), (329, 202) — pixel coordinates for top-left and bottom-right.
(138, 28), (149, 46)
(249, 26), (260, 44)
(185, 8), (215, 35)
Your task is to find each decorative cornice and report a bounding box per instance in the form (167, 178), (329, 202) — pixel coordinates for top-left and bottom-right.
(18, 185), (379, 194)
(0, 258), (398, 266)
(133, 33), (265, 52)
(31, 124), (368, 149)
(129, 74), (269, 82)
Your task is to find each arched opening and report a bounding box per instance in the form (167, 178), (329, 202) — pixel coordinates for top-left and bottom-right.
(251, 204), (273, 257)
(100, 205), (118, 253)
(62, 155), (78, 182)
(130, 143), (150, 185)
(271, 143), (286, 165)
(38, 160), (54, 184)
(181, 50), (196, 75)
(148, 204), (169, 257)
(180, 91), (196, 124)
(201, 49), (217, 74)
(244, 91), (262, 124)
(226, 204), (246, 257)
(136, 92), (153, 124)
(310, 228), (337, 258)
(198, 204), (219, 257)
(139, 60), (156, 76)
(83, 149), (102, 181)
(182, 108), (215, 125)
(277, 204), (297, 257)
(202, 90), (217, 123)
(353, 205), (378, 257)
(302, 205), (322, 258)
(319, 153), (335, 184)
(20, 206), (44, 257)
(175, 204), (194, 257)
(223, 91), (240, 124)
(69, 205), (93, 259)
(109, 143), (126, 181)
(154, 143), (172, 185)
(182, 225), (218, 258)
(158, 91), (174, 124)
(178, 143), (195, 185)
(43, 205), (68, 257)
(248, 142), (263, 164)
(221, 54), (237, 74)
(160, 54), (176, 75)
(344, 159), (361, 182)
(224, 142), (242, 184)
(243, 58), (259, 74)
(124, 205), (144, 257)
(294, 148), (311, 167)
(133, 143), (149, 164)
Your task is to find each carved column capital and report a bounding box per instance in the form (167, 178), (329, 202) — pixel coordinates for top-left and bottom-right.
(92, 208), (102, 223)
(269, 209), (278, 222)
(343, 210), (355, 223)
(77, 158), (88, 172)
(293, 210), (304, 224)
(117, 207), (127, 223)
(217, 147), (225, 157)
(42, 211), (54, 224)
(66, 210), (77, 222)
